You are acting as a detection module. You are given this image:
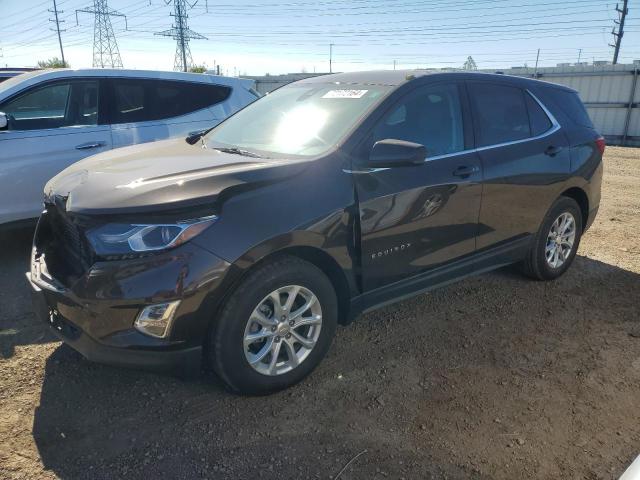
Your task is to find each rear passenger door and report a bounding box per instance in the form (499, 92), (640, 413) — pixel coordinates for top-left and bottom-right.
(467, 81), (571, 252)
(107, 78), (231, 148)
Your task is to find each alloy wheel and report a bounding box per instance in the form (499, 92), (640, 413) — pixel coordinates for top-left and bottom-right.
(545, 212), (576, 269)
(243, 285), (322, 376)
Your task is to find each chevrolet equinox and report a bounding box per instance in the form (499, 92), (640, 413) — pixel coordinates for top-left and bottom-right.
(28, 71), (603, 395)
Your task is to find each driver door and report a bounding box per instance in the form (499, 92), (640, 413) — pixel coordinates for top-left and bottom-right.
(0, 79), (111, 224)
(354, 82), (482, 291)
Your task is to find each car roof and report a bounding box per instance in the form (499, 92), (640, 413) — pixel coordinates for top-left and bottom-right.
(0, 69), (254, 100)
(295, 69), (576, 92)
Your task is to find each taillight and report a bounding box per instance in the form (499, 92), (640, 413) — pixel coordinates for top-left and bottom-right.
(595, 136), (606, 155)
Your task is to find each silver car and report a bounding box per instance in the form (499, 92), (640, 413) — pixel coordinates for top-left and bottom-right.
(0, 69), (259, 226)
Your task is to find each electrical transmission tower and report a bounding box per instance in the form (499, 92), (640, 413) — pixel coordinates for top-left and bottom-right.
(610, 0), (629, 64)
(49, 0), (66, 66)
(156, 1), (207, 72)
(462, 56), (477, 70)
(76, 0), (127, 68)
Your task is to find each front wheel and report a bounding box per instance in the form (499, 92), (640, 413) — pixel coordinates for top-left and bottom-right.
(209, 256), (338, 395)
(520, 196), (583, 281)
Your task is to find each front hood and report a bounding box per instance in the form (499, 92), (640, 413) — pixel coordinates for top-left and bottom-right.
(45, 138), (308, 214)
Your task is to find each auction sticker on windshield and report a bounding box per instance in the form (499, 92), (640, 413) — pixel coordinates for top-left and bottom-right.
(322, 89), (368, 99)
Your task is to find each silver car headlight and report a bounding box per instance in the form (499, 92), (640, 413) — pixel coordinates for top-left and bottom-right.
(86, 215), (217, 256)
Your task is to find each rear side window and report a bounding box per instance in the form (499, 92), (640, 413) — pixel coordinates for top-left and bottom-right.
(114, 82), (145, 123)
(553, 90), (594, 128)
(526, 93), (553, 136)
(110, 79), (231, 124)
(468, 83), (531, 147)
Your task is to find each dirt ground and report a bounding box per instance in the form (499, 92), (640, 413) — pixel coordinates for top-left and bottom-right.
(0, 147), (638, 480)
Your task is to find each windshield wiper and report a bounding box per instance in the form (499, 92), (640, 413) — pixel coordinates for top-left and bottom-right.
(212, 146), (265, 158)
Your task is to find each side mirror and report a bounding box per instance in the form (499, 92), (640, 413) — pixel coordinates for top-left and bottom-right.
(0, 112), (7, 130)
(366, 139), (426, 168)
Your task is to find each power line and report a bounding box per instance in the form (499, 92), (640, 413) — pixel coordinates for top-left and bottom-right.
(154, 0), (609, 17)
(2, 0), (51, 22)
(119, 5), (610, 32)
(76, 0), (127, 68)
(155, 0), (207, 72)
(49, 0), (66, 65)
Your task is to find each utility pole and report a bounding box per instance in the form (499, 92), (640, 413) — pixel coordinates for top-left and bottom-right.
(49, 0), (66, 66)
(610, 0), (629, 64)
(156, 0), (206, 72)
(577, 48), (582, 64)
(393, 59), (396, 70)
(329, 43), (333, 73)
(534, 48), (540, 77)
(76, 0), (126, 68)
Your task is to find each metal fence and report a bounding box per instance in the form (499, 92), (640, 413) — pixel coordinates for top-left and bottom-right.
(245, 63), (640, 146)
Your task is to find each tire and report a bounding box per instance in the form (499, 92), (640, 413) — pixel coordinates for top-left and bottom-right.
(209, 256), (338, 395)
(520, 196), (583, 281)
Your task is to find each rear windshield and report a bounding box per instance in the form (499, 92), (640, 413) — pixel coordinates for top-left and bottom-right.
(553, 90), (594, 128)
(205, 83), (392, 157)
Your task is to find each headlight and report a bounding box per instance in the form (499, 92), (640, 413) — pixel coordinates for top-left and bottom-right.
(87, 215), (217, 256)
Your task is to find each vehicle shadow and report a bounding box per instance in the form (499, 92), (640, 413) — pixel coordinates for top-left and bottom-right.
(30, 255), (639, 479)
(0, 226), (57, 358)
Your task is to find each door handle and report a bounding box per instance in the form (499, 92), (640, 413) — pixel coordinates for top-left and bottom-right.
(544, 145), (563, 157)
(75, 141), (106, 150)
(452, 165), (479, 178)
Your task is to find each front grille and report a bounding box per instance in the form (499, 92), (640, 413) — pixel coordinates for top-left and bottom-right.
(38, 204), (95, 286)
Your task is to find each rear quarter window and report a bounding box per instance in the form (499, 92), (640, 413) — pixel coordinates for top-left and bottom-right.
(552, 89), (594, 128)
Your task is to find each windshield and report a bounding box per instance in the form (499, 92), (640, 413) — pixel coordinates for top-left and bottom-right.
(205, 83), (392, 157)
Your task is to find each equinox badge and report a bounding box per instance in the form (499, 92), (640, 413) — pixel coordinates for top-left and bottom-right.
(370, 243), (412, 260)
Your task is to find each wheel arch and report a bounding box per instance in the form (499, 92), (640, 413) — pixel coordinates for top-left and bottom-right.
(266, 246), (353, 326)
(208, 240), (355, 336)
(560, 186), (589, 231)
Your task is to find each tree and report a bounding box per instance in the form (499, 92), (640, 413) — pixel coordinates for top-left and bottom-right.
(37, 57), (69, 68)
(189, 65), (207, 73)
(462, 56), (477, 71)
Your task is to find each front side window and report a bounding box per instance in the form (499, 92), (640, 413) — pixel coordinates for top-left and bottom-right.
(0, 81), (98, 131)
(469, 83), (531, 147)
(372, 83), (465, 157)
(111, 79), (231, 124)
(205, 83), (392, 157)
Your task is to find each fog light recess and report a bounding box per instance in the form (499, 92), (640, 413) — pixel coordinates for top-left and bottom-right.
(135, 301), (181, 338)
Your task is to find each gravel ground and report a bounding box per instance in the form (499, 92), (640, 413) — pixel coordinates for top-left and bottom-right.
(0, 147), (638, 480)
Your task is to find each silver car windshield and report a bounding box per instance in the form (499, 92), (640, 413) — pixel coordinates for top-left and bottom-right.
(205, 83), (392, 157)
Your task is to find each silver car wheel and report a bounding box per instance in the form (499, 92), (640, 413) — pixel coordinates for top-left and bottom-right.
(545, 212), (576, 269)
(243, 285), (322, 376)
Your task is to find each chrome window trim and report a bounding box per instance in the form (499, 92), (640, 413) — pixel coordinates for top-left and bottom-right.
(345, 88), (560, 174)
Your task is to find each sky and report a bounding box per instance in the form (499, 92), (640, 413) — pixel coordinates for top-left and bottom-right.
(1, 0), (639, 76)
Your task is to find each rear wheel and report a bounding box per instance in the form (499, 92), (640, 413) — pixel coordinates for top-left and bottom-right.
(520, 196), (583, 281)
(209, 256), (337, 395)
